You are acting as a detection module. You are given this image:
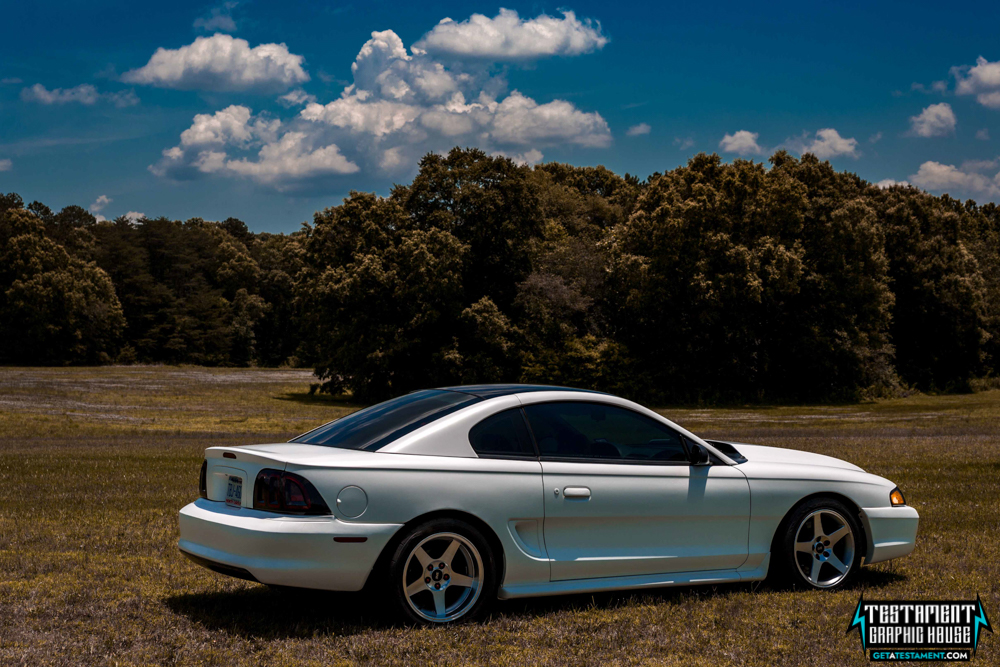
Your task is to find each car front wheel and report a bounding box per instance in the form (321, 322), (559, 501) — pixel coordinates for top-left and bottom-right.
(779, 498), (863, 590)
(388, 518), (497, 624)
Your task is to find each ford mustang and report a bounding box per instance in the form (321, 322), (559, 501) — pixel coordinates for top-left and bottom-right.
(178, 385), (918, 624)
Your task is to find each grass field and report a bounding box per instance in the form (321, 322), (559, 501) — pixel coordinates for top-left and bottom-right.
(1, 367), (998, 666)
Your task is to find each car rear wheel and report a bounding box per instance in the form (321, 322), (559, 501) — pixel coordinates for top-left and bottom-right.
(388, 518), (497, 625)
(778, 498), (863, 590)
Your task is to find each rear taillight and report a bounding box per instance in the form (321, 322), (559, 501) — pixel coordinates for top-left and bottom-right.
(253, 469), (331, 515)
(199, 460), (207, 499)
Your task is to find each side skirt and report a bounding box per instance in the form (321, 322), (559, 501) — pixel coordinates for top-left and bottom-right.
(498, 561), (769, 600)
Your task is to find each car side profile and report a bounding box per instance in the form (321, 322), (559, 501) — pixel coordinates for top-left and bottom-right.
(178, 385), (919, 624)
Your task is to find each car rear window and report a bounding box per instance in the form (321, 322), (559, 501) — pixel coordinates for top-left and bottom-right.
(291, 389), (481, 451)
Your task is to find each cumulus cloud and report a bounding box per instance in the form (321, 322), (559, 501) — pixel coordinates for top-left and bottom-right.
(151, 105), (357, 189)
(719, 130), (762, 156)
(910, 160), (1000, 197)
(1, 77), (23, 85)
(194, 2), (238, 32)
(909, 103), (956, 137)
(124, 211), (146, 223)
(0, 159), (11, 172)
(626, 123), (651, 137)
(876, 178), (909, 189)
(977, 128), (991, 141)
(674, 136), (694, 150)
(151, 12), (610, 189)
(122, 33), (308, 93)
(953, 56), (1000, 109)
(90, 195), (112, 213)
(788, 128), (860, 159)
(869, 132), (883, 144)
(21, 83), (139, 107)
(414, 9), (606, 60)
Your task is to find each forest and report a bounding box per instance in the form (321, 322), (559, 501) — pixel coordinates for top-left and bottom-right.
(2, 148), (999, 404)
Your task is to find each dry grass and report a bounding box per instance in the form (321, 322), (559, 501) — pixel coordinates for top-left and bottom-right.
(0, 367), (997, 666)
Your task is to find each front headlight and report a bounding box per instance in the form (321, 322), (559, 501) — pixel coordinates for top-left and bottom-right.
(890, 487), (906, 506)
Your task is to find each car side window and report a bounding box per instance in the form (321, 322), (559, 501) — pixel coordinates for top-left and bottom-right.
(522, 402), (690, 463)
(469, 408), (537, 458)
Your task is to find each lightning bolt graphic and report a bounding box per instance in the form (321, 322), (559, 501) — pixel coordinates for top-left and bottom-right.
(972, 594), (993, 655)
(846, 593), (867, 652)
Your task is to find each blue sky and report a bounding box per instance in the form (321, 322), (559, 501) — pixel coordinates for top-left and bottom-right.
(2, 1), (1000, 232)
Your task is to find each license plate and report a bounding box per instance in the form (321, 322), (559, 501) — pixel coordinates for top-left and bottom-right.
(225, 475), (243, 508)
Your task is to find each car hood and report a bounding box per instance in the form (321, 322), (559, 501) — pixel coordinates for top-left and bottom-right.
(714, 441), (865, 472)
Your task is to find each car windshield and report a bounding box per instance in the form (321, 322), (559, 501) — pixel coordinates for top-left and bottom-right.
(290, 389), (481, 451)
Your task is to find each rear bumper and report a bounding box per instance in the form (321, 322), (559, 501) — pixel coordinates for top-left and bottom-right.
(178, 499), (402, 591)
(861, 505), (919, 564)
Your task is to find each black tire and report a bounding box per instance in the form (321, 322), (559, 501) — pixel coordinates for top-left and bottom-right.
(387, 518), (497, 625)
(774, 497), (864, 590)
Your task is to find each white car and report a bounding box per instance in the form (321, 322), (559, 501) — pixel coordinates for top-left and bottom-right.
(178, 385), (919, 624)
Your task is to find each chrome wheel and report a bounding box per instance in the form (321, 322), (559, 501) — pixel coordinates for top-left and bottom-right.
(793, 509), (856, 588)
(402, 532), (484, 623)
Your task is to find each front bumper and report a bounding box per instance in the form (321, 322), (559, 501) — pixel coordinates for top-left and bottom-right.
(861, 505), (919, 564)
(178, 499), (402, 591)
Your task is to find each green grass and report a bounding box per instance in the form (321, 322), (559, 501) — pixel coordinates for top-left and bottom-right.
(1, 367), (998, 666)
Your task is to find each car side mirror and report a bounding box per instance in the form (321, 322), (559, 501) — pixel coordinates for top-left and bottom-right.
(689, 443), (710, 466)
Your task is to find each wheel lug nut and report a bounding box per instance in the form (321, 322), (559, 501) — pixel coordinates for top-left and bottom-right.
(439, 562), (446, 569)
(434, 583), (441, 590)
(425, 577), (431, 583)
(427, 564), (433, 571)
(444, 574), (449, 580)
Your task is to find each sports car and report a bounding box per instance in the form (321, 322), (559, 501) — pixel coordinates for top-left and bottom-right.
(178, 384), (918, 624)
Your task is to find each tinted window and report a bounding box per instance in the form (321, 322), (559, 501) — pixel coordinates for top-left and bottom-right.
(292, 390), (480, 451)
(469, 408), (536, 458)
(523, 402), (689, 462)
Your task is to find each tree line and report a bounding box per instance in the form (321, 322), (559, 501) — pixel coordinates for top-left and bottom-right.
(3, 148), (999, 404)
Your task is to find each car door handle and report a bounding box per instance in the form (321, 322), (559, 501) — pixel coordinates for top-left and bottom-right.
(563, 486), (591, 499)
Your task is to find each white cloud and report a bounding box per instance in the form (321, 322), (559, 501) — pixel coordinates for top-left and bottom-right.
(911, 81), (948, 94)
(869, 132), (883, 144)
(674, 136), (694, 150)
(225, 132), (359, 185)
(21, 83), (99, 105)
(719, 130), (762, 156)
(20, 83), (139, 107)
(977, 128), (991, 141)
(876, 179), (909, 189)
(790, 128), (860, 159)
(122, 34), (308, 93)
(124, 211), (145, 223)
(278, 88), (317, 107)
(90, 195), (112, 213)
(977, 92), (1000, 110)
(910, 161), (1000, 197)
(626, 123), (651, 137)
(489, 91), (611, 147)
(0, 158), (11, 172)
(953, 57), (1000, 109)
(300, 26), (610, 156)
(492, 148), (544, 166)
(909, 103), (956, 137)
(1, 77), (23, 85)
(151, 105), (357, 188)
(179, 105), (279, 147)
(194, 2), (238, 32)
(414, 9), (607, 60)
(151, 12), (610, 187)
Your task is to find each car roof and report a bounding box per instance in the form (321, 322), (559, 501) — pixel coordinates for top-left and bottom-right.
(435, 384), (605, 399)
